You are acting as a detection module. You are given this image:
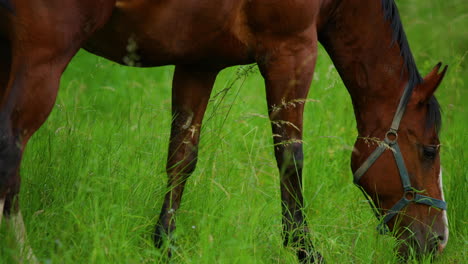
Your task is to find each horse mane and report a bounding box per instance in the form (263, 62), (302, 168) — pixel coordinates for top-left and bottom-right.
(0, 0), (13, 12)
(381, 0), (442, 133)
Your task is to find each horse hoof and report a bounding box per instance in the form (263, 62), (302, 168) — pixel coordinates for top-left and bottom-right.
(153, 226), (165, 249)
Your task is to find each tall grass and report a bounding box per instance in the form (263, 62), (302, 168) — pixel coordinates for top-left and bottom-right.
(1, 0), (466, 263)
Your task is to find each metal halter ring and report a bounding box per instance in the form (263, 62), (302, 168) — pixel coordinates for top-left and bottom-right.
(384, 130), (398, 144)
(403, 190), (415, 202)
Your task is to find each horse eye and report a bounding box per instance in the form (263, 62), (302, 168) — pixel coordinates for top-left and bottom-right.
(422, 145), (438, 160)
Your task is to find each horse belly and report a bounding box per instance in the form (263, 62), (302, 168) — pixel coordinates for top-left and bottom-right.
(84, 0), (253, 67)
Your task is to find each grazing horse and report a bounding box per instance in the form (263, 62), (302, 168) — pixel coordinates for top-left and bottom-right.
(0, 0), (448, 262)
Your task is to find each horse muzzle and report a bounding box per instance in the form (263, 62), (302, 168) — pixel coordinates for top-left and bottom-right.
(396, 220), (448, 259)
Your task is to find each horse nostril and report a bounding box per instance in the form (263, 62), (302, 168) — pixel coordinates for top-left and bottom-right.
(437, 235), (445, 243)
(436, 234), (448, 252)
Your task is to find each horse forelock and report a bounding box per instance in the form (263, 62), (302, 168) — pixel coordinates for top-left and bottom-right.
(381, 0), (441, 134)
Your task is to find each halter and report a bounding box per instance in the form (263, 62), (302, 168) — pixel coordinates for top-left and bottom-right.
(353, 83), (447, 234)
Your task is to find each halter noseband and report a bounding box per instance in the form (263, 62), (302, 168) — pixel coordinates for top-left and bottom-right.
(353, 83), (447, 234)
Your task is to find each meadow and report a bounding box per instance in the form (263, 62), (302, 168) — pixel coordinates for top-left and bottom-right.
(1, 0), (466, 263)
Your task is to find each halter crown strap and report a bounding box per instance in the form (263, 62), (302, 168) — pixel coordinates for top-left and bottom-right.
(353, 82), (447, 234)
(390, 83), (413, 131)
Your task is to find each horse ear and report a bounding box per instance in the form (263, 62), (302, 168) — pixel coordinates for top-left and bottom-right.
(416, 62), (448, 103)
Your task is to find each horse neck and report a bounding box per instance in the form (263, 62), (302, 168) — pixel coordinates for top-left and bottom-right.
(319, 0), (420, 136)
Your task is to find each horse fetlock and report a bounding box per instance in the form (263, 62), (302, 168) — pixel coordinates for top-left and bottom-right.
(282, 225), (323, 263)
(153, 223), (168, 248)
(154, 217), (176, 249)
(299, 249), (324, 264)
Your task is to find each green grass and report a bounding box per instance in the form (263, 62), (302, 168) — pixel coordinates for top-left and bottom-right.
(1, 0), (467, 263)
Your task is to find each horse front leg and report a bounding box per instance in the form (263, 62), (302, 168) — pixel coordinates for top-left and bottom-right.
(154, 66), (219, 255)
(257, 36), (323, 263)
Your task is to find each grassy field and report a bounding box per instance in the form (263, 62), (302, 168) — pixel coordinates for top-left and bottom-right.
(1, 0), (466, 263)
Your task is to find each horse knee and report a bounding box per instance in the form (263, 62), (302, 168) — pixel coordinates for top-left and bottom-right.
(288, 142), (304, 168)
(275, 141), (304, 173)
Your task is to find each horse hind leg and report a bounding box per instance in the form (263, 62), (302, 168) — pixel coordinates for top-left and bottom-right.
(0, 50), (69, 263)
(154, 66), (219, 254)
(0, 202), (37, 264)
(3, 19), (111, 256)
(0, 2), (115, 263)
(0, 36), (11, 93)
(257, 35), (324, 263)
(0, 34), (36, 263)
(0, 38), (13, 226)
(5, 211), (38, 264)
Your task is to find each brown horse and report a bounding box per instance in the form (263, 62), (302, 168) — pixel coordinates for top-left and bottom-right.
(0, 0), (448, 262)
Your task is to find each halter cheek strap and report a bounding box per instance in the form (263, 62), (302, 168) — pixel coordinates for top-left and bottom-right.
(353, 83), (447, 234)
